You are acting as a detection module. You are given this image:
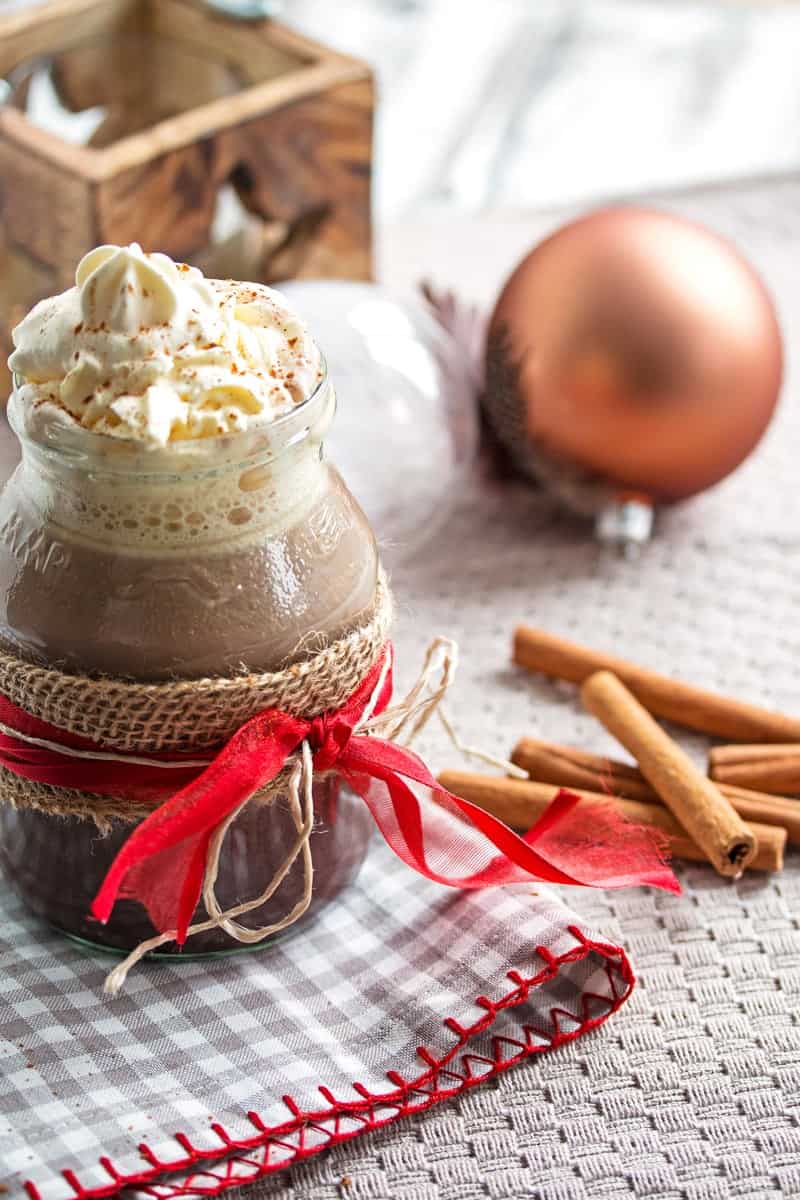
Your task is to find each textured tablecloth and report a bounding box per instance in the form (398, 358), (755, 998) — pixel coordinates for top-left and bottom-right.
(236, 179), (800, 1198)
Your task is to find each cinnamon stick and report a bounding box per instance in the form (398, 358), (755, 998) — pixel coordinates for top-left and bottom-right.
(438, 771), (786, 873)
(711, 784), (800, 846)
(511, 737), (654, 801)
(709, 744), (800, 795)
(581, 671), (756, 876)
(512, 736), (800, 845)
(513, 626), (800, 743)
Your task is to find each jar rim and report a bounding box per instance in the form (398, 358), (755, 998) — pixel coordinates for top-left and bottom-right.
(8, 355), (333, 479)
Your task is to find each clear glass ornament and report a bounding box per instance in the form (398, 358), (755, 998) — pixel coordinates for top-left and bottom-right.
(278, 281), (479, 565)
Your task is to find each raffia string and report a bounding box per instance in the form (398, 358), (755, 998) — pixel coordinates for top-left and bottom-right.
(104, 743), (318, 996)
(103, 639), (529, 995)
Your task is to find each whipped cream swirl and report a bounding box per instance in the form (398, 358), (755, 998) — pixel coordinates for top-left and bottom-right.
(9, 244), (323, 446)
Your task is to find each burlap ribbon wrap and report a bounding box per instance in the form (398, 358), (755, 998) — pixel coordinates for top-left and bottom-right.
(0, 572), (394, 828)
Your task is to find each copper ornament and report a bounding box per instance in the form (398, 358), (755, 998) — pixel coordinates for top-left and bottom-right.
(485, 207), (782, 544)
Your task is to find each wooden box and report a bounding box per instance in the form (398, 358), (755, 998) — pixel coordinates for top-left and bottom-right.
(0, 0), (374, 388)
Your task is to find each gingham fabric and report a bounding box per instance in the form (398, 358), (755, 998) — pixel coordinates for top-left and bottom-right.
(0, 838), (632, 1199)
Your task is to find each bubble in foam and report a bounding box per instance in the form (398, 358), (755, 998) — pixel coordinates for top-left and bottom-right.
(239, 465), (271, 493)
(228, 507), (252, 526)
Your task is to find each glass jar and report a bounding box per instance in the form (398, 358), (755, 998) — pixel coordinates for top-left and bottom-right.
(0, 369), (379, 953)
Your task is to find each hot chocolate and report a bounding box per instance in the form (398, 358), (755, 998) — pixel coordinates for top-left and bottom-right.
(0, 244), (380, 953)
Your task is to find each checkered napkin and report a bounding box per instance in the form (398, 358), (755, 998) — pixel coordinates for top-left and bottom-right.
(1, 840), (633, 1200)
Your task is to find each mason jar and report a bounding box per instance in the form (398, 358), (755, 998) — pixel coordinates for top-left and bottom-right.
(0, 366), (380, 953)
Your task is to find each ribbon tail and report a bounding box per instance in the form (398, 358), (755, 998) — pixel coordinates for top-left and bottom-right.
(91, 712), (309, 944)
(340, 736), (680, 894)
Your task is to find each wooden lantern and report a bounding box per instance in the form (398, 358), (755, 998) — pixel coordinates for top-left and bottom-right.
(0, 0), (374, 391)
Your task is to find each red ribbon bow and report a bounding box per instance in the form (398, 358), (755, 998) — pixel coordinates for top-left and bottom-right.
(0, 645), (679, 943)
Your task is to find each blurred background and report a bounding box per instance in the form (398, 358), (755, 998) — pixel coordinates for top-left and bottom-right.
(4, 0), (800, 222)
(288, 0), (800, 220)
(0, 0), (795, 546)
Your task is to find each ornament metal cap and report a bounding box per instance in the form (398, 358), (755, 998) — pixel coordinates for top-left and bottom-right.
(595, 496), (654, 558)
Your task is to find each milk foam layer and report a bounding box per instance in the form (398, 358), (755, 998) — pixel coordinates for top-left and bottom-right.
(13, 441), (330, 552)
(9, 244), (323, 447)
